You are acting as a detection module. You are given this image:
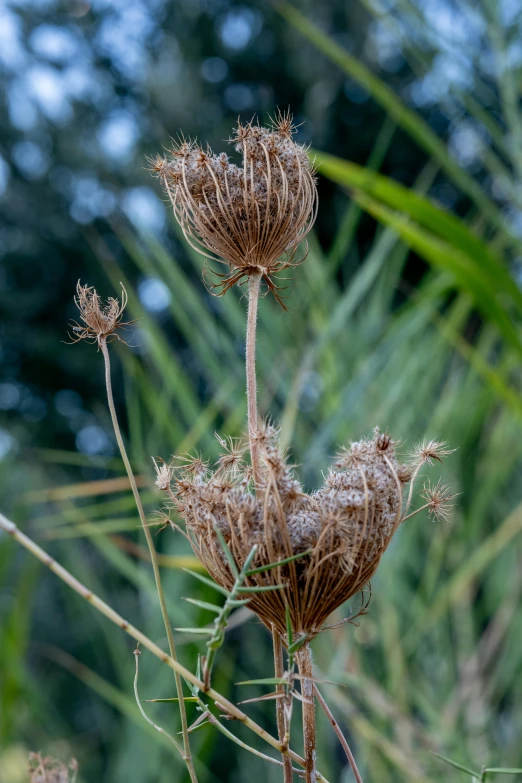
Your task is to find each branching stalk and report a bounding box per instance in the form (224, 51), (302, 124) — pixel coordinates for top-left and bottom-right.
(99, 337), (197, 782)
(296, 643), (317, 783)
(0, 511), (330, 783)
(246, 271), (262, 487)
(314, 685), (363, 783)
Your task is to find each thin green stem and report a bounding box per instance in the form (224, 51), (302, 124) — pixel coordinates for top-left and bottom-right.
(99, 337), (197, 783)
(133, 646), (184, 756)
(246, 272), (262, 487)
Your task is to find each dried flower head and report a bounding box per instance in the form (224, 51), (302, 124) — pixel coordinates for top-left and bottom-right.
(149, 112), (318, 302)
(421, 479), (458, 522)
(408, 438), (455, 466)
(152, 457), (173, 491)
(69, 281), (134, 346)
(28, 753), (78, 783)
(168, 426), (451, 639)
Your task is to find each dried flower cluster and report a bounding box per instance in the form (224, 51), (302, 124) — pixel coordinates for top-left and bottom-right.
(160, 426), (453, 638)
(28, 753), (78, 783)
(149, 112), (317, 299)
(69, 281), (133, 346)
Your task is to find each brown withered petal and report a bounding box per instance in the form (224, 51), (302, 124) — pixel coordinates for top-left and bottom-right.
(168, 427), (444, 639)
(149, 112), (317, 303)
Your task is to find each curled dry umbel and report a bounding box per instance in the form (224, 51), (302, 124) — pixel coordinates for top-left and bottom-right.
(161, 426), (453, 640)
(149, 112), (318, 301)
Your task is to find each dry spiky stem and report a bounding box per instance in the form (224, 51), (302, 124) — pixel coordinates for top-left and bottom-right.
(0, 512), (330, 782)
(296, 644), (317, 783)
(273, 627), (293, 782)
(99, 338), (198, 783)
(150, 114), (317, 300)
(313, 685), (363, 783)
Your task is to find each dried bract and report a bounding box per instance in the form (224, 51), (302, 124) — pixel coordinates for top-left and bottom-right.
(167, 427), (450, 638)
(68, 281), (134, 346)
(149, 112), (318, 301)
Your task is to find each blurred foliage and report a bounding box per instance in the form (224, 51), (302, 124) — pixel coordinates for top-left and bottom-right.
(1, 0), (522, 782)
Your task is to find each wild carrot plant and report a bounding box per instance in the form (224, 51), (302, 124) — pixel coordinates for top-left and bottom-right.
(0, 114), (456, 783)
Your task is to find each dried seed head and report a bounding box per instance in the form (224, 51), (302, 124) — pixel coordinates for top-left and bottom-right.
(421, 479), (457, 522)
(28, 753), (78, 783)
(408, 439), (455, 466)
(68, 281), (134, 346)
(167, 427), (454, 638)
(149, 112), (318, 303)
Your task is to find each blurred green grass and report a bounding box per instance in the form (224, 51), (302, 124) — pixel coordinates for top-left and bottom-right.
(2, 3), (522, 782)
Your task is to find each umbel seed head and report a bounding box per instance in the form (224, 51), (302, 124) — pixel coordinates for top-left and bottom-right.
(68, 281), (133, 346)
(149, 111), (318, 303)
(163, 426), (454, 639)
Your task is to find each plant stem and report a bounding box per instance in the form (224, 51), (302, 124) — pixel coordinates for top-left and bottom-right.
(99, 337), (197, 783)
(313, 685), (363, 783)
(296, 643), (317, 783)
(273, 627), (293, 782)
(134, 646), (184, 756)
(246, 271), (262, 487)
(0, 511), (330, 782)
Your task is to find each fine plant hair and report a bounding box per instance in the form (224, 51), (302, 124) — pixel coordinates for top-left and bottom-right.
(0, 113), (456, 783)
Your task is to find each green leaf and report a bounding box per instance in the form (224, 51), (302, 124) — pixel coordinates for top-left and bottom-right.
(287, 636), (310, 655)
(174, 627), (215, 635)
(350, 191), (522, 357)
(213, 525), (239, 578)
(183, 597), (223, 614)
(182, 568), (230, 597)
(431, 751), (479, 777)
(235, 678), (287, 686)
(483, 769), (522, 775)
(276, 1), (509, 238)
(286, 604), (293, 649)
(245, 550), (311, 575)
(314, 149), (522, 315)
(143, 697), (199, 703)
(240, 584), (287, 593)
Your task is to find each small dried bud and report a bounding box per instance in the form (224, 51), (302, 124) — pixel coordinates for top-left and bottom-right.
(152, 458), (173, 491)
(149, 112), (317, 303)
(421, 479), (457, 522)
(69, 281), (134, 346)
(408, 439), (454, 466)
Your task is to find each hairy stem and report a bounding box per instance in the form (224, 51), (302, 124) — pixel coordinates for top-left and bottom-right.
(99, 337), (197, 783)
(313, 685), (363, 783)
(246, 271), (262, 487)
(273, 627), (293, 782)
(297, 644), (317, 783)
(0, 512), (330, 782)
